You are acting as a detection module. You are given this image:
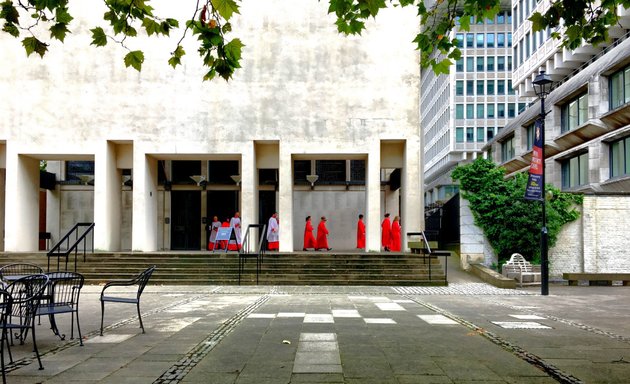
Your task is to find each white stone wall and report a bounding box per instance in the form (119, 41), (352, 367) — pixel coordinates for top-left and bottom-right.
(459, 196), (495, 269)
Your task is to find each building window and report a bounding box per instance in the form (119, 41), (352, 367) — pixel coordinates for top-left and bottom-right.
(476, 57), (484, 72)
(610, 65), (630, 109)
(456, 127), (464, 143)
(525, 32), (531, 58)
(316, 160), (346, 184)
(487, 103), (495, 118)
(497, 12), (505, 24)
(487, 56), (495, 71)
(508, 56), (512, 71)
(508, 80), (515, 95)
(466, 33), (474, 48)
(497, 80), (505, 95)
(518, 103), (527, 114)
(293, 160), (311, 184)
(477, 127), (485, 142)
(65, 161), (95, 183)
(466, 127), (474, 142)
(497, 33), (505, 48)
(498, 103), (505, 118)
(487, 33), (495, 48)
(456, 33), (464, 48)
(466, 104), (474, 119)
(561, 93), (588, 133)
(350, 160), (366, 183)
(477, 80), (484, 95)
(507, 11), (512, 25)
(207, 160), (237, 184)
(456, 58), (464, 72)
(525, 123), (535, 150)
(476, 33), (484, 48)
(486, 15), (494, 24)
(477, 104), (484, 118)
(466, 80), (474, 95)
(487, 127), (495, 141)
(561, 152), (589, 189)
(456, 104), (464, 119)
(173, 160), (201, 184)
(466, 57), (474, 72)
(507, 32), (512, 47)
(501, 136), (515, 162)
(508, 103), (516, 118)
(487, 80), (495, 95)
(497, 56), (505, 71)
(610, 136), (630, 178)
(456, 80), (464, 96)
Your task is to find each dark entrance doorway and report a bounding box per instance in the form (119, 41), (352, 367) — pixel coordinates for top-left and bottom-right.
(171, 191), (201, 250)
(207, 190), (238, 225)
(259, 190), (276, 226)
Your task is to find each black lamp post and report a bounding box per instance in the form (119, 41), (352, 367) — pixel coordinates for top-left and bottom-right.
(532, 70), (553, 296)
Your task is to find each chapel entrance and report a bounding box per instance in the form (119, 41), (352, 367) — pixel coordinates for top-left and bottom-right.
(171, 190), (201, 250)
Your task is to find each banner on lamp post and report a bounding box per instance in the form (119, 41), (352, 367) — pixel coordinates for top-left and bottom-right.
(524, 120), (543, 201)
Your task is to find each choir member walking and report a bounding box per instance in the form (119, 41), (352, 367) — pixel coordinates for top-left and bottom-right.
(303, 216), (317, 251)
(316, 216), (331, 251)
(381, 213), (392, 251)
(267, 212), (279, 251)
(390, 215), (401, 251)
(228, 211), (242, 251)
(356, 214), (366, 249)
(207, 216), (221, 250)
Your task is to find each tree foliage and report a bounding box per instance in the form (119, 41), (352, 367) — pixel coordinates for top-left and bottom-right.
(1, 0), (629, 79)
(451, 158), (582, 263)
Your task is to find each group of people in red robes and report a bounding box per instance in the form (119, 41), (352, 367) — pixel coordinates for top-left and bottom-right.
(207, 212), (243, 251)
(303, 216), (332, 251)
(381, 213), (401, 251)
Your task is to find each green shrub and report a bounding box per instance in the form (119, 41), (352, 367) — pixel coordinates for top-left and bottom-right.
(451, 158), (582, 263)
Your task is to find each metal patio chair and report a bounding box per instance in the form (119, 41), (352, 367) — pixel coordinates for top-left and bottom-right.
(0, 289), (12, 384)
(100, 265), (156, 336)
(36, 272), (85, 346)
(0, 263), (44, 285)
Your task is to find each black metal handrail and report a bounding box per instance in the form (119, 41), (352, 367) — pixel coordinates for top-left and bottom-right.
(406, 230), (451, 283)
(238, 224), (267, 285)
(47, 222), (95, 272)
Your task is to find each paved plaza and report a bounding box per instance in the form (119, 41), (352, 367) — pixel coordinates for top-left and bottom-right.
(3, 267), (630, 384)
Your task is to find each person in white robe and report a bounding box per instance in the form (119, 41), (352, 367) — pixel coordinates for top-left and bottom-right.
(208, 216), (221, 250)
(229, 212), (242, 250)
(267, 212), (279, 250)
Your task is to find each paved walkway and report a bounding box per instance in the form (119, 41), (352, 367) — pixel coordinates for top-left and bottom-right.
(4, 266), (630, 383)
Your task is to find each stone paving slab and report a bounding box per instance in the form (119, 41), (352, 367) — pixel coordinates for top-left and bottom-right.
(2, 284), (630, 383)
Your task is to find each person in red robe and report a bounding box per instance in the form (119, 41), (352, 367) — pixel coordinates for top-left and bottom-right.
(303, 216), (317, 251)
(381, 213), (392, 251)
(356, 214), (366, 249)
(219, 218), (230, 250)
(390, 215), (401, 251)
(316, 216), (331, 251)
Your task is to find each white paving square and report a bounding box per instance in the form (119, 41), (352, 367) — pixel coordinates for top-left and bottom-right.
(417, 315), (458, 325)
(277, 312), (306, 318)
(369, 296), (391, 302)
(154, 317), (201, 332)
(300, 333), (337, 342)
(509, 314), (546, 320)
(492, 321), (552, 329)
(364, 318), (397, 324)
(393, 299), (414, 304)
(304, 314), (335, 323)
(86, 334), (135, 343)
(375, 302), (406, 311)
(332, 309), (361, 318)
(247, 313), (276, 318)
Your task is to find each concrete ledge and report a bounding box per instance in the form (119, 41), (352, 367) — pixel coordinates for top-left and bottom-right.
(563, 273), (630, 286)
(470, 264), (516, 289)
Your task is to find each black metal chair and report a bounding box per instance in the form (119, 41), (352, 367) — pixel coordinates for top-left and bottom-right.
(36, 272), (85, 346)
(0, 289), (12, 384)
(100, 266), (156, 336)
(0, 263), (44, 285)
(3, 274), (49, 371)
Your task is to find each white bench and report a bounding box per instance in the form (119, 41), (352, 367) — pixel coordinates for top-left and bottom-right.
(501, 253), (541, 287)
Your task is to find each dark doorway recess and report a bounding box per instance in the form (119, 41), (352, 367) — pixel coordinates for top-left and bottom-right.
(259, 190), (276, 226)
(171, 191), (201, 250)
(207, 191), (238, 225)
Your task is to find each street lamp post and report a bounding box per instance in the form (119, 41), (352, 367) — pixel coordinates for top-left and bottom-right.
(532, 70), (553, 296)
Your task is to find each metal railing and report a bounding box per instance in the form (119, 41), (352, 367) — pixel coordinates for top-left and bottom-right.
(47, 222), (95, 272)
(238, 224), (267, 285)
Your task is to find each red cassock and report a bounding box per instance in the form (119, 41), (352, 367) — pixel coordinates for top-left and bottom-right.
(304, 221), (317, 249)
(356, 220), (366, 249)
(316, 221), (329, 250)
(381, 217), (392, 250)
(390, 221), (401, 251)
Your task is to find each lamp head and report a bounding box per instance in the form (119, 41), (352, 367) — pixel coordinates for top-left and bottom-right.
(532, 70), (553, 99)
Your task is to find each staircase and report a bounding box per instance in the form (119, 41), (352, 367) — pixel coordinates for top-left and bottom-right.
(0, 251), (448, 286)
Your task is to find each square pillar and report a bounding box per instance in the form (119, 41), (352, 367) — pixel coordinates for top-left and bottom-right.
(132, 151), (158, 251)
(5, 150), (40, 251)
(402, 137), (423, 250)
(94, 141), (122, 251)
(366, 140), (381, 252)
(278, 144), (293, 251)
(241, 143), (256, 234)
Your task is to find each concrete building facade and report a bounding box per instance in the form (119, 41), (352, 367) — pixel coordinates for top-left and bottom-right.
(483, 0), (630, 273)
(0, 1), (423, 253)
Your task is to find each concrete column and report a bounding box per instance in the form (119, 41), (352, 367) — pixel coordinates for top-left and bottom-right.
(241, 142), (256, 236)
(94, 141), (122, 251)
(132, 151), (158, 251)
(366, 140), (381, 252)
(5, 149), (40, 251)
(402, 137), (423, 250)
(278, 144), (293, 251)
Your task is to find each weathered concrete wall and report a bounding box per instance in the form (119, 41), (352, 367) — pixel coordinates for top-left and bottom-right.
(459, 196), (496, 269)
